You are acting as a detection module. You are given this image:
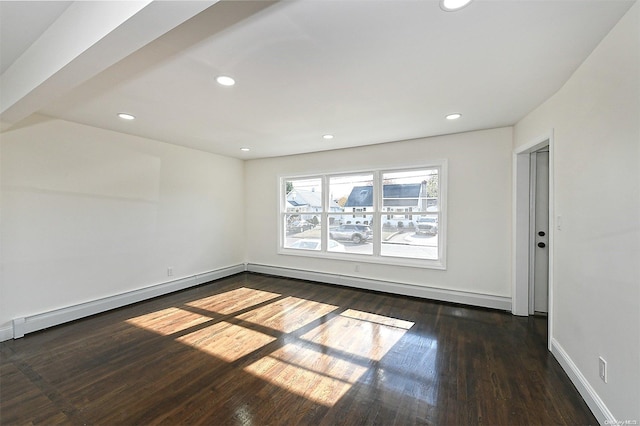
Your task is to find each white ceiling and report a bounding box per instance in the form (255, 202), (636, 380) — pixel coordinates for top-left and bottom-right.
(0, 0), (635, 159)
(0, 1), (72, 74)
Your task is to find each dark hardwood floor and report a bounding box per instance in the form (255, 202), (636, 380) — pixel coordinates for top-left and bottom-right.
(1, 273), (597, 425)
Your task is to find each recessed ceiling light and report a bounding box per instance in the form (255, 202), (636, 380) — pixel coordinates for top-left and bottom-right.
(323, 134), (334, 140)
(216, 75), (236, 86)
(440, 0), (472, 12)
(117, 113), (135, 120)
(446, 113), (462, 120)
(240, 147), (250, 152)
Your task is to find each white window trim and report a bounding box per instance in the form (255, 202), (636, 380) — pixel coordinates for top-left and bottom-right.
(278, 162), (447, 270)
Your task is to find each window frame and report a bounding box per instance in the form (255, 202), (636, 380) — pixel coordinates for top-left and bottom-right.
(278, 162), (447, 270)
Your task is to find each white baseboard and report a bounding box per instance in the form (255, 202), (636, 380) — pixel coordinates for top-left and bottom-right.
(246, 263), (511, 311)
(9, 264), (245, 340)
(0, 325), (13, 342)
(551, 338), (613, 425)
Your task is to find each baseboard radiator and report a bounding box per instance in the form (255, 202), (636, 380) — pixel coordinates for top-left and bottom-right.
(10, 264), (245, 339)
(246, 263), (511, 311)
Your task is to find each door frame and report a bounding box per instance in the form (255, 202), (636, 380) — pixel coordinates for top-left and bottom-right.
(529, 149), (549, 315)
(512, 131), (554, 350)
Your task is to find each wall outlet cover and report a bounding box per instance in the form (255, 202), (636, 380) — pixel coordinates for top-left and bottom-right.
(598, 356), (607, 383)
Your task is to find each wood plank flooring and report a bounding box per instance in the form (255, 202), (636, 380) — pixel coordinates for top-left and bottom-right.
(1, 273), (597, 425)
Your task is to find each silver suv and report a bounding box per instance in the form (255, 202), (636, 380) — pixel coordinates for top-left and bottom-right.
(329, 224), (372, 244)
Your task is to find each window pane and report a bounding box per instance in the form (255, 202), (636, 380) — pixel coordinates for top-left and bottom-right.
(328, 174), (374, 255)
(329, 174), (373, 213)
(284, 178), (322, 251)
(328, 214), (374, 255)
(381, 169), (439, 260)
(285, 178), (322, 215)
(382, 169), (438, 213)
(284, 213), (323, 250)
(381, 214), (439, 260)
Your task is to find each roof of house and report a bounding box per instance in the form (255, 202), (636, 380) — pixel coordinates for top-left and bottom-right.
(345, 186), (373, 207)
(287, 189), (322, 208)
(287, 189), (341, 210)
(345, 184), (422, 208)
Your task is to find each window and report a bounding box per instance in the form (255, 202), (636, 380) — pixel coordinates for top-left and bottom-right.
(280, 164), (446, 269)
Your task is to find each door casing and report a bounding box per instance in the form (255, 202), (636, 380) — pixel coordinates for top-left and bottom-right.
(512, 131), (554, 350)
(529, 149), (549, 315)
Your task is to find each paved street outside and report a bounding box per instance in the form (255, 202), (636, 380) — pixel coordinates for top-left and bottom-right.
(285, 227), (438, 260)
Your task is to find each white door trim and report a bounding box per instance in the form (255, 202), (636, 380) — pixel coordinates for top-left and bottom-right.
(528, 151), (539, 315)
(512, 130), (555, 350)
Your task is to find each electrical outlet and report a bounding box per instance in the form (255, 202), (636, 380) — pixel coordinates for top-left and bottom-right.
(599, 356), (607, 383)
(167, 267), (173, 277)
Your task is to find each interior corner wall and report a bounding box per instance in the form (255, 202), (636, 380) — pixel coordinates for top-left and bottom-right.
(0, 116), (245, 336)
(244, 127), (513, 301)
(514, 1), (639, 421)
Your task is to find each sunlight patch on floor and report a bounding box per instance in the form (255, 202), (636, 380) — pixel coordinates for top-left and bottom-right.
(185, 287), (281, 315)
(300, 310), (413, 361)
(244, 342), (368, 406)
(244, 309), (414, 406)
(126, 307), (212, 335)
(236, 296), (338, 333)
(176, 321), (276, 362)
(126, 290), (415, 407)
(340, 309), (414, 330)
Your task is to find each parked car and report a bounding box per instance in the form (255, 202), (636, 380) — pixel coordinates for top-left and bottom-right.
(289, 238), (346, 252)
(287, 220), (314, 234)
(329, 224), (372, 244)
(415, 216), (438, 235)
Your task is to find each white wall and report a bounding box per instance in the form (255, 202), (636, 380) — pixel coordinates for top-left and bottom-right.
(0, 116), (245, 336)
(514, 2), (639, 421)
(245, 127), (513, 301)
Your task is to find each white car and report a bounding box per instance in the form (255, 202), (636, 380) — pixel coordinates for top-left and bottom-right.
(329, 224), (372, 244)
(289, 238), (346, 252)
(415, 216), (438, 235)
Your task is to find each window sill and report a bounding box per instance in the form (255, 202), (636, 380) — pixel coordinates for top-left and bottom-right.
(277, 247), (446, 270)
